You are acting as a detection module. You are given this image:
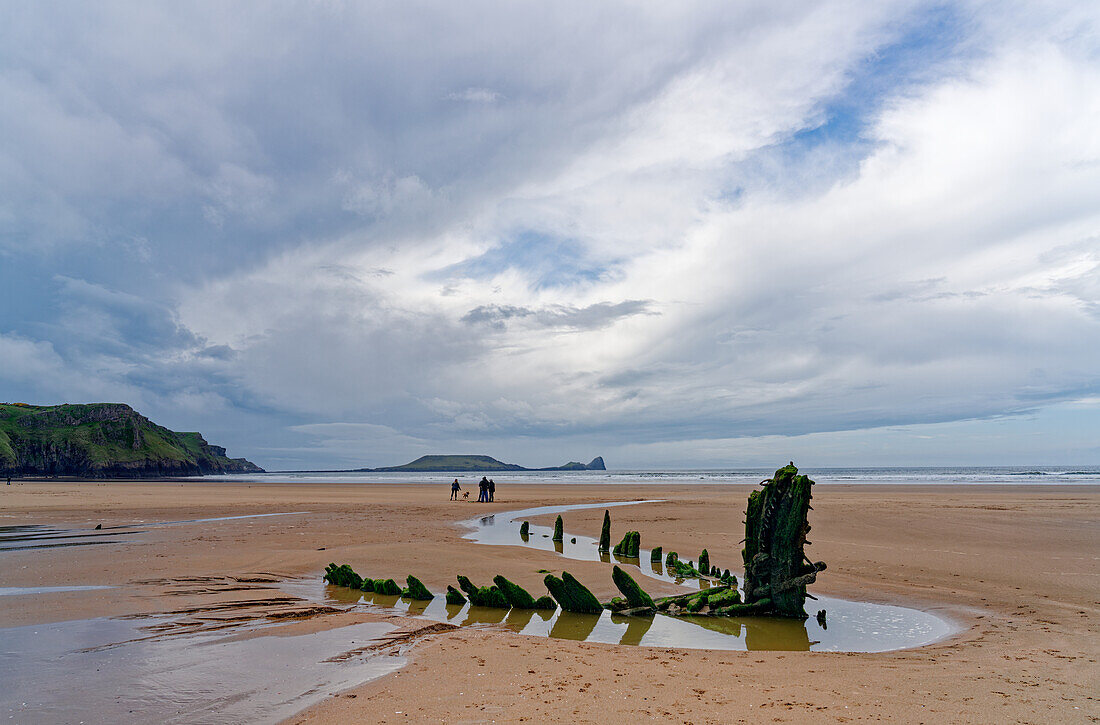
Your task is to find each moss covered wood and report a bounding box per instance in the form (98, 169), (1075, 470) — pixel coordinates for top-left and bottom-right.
(533, 595), (557, 610)
(741, 462), (826, 618)
(403, 575), (434, 600)
(374, 578), (401, 596)
(650, 546), (662, 563)
(323, 563), (363, 589)
(519, 521), (529, 537)
(456, 575), (479, 598)
(698, 549), (710, 575)
(553, 515), (564, 542)
(492, 575), (539, 609)
(446, 585), (467, 605)
(543, 571), (603, 613)
(598, 510), (611, 553)
(613, 531), (640, 557)
(473, 586), (510, 608)
(611, 565), (655, 610)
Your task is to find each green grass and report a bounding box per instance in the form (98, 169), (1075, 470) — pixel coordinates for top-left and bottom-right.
(0, 402), (256, 474)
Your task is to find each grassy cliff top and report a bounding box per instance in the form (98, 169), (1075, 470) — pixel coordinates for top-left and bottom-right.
(0, 402), (261, 475)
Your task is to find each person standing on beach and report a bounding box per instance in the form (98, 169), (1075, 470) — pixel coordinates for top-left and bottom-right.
(488, 478), (495, 502)
(478, 476), (489, 502)
(450, 478), (461, 501)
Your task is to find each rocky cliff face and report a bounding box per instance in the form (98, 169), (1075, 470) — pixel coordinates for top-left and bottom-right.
(0, 402), (263, 478)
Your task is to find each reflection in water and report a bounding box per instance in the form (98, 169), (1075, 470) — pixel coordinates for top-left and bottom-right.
(613, 614), (654, 646)
(550, 612), (601, 641)
(745, 619), (812, 651)
(306, 501), (954, 653)
(462, 606), (509, 626)
(405, 600), (431, 617)
(504, 608), (536, 630)
(0, 615), (404, 725)
(449, 500), (956, 652)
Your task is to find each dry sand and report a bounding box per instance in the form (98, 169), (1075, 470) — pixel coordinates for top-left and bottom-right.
(1, 480), (1097, 723)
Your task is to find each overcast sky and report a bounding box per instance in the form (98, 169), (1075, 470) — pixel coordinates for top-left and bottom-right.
(2, 1), (1098, 470)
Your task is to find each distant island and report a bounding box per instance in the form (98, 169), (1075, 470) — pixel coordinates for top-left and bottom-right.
(353, 454), (606, 473)
(0, 402), (263, 478)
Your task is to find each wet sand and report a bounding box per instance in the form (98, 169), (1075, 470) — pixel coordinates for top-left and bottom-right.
(1, 480), (1097, 723)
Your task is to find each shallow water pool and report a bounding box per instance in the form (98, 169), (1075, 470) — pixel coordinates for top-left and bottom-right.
(314, 500), (957, 652)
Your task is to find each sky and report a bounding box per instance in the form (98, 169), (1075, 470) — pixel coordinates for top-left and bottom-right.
(1, 1), (1099, 470)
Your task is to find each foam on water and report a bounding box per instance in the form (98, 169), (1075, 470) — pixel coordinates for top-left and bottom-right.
(201, 465), (1100, 485)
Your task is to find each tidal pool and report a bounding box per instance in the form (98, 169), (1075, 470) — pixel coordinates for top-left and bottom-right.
(0, 616), (404, 725)
(316, 500), (956, 652)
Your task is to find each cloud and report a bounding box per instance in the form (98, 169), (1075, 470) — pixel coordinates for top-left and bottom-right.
(1, 2), (1098, 468)
(447, 87), (502, 103)
(461, 300), (654, 330)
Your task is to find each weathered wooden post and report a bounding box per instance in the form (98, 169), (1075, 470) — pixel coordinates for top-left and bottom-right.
(741, 462), (826, 618)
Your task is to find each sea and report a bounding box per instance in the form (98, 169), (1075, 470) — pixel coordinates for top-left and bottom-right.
(202, 465), (1100, 486)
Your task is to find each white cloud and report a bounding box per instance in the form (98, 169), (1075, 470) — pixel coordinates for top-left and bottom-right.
(3, 2), (1099, 467)
(447, 87), (501, 103)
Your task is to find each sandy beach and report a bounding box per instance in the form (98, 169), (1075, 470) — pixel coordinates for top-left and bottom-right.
(1, 479), (1097, 723)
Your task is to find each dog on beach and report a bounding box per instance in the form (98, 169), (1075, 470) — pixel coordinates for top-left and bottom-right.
(462, 491), (470, 500)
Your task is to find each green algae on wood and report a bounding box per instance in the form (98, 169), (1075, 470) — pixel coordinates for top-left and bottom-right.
(446, 585), (467, 605)
(519, 521), (529, 538)
(458, 576), (511, 608)
(553, 515), (564, 542)
(742, 462), (827, 618)
(374, 578), (401, 596)
(706, 587), (742, 609)
(403, 575), (434, 600)
(473, 586), (510, 609)
(323, 563), (363, 589)
(533, 595), (557, 610)
(650, 546), (662, 563)
(698, 549), (710, 575)
(456, 574), (479, 599)
(543, 571), (603, 613)
(611, 565), (655, 610)
(598, 510), (611, 553)
(613, 531), (640, 558)
(493, 574), (539, 609)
